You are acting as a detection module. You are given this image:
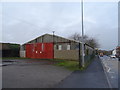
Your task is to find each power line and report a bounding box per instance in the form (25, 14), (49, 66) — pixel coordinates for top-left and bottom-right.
(2, 14), (43, 31)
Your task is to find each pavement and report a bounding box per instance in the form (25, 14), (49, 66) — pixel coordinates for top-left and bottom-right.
(56, 57), (110, 88)
(2, 59), (72, 88)
(99, 56), (118, 88)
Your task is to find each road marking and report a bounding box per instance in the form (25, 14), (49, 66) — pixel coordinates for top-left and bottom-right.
(111, 76), (115, 78)
(107, 67), (110, 72)
(100, 59), (112, 89)
(109, 71), (114, 73)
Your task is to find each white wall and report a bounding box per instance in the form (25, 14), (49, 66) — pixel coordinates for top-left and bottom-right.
(20, 51), (26, 57)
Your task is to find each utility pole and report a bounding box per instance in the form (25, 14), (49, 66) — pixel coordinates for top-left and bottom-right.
(79, 37), (82, 68)
(81, 0), (85, 67)
(52, 31), (55, 59)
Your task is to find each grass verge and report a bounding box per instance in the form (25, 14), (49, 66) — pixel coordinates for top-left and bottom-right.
(53, 55), (95, 71)
(55, 60), (80, 71)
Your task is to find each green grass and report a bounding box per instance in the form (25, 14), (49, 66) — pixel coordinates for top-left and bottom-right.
(54, 55), (95, 71)
(55, 60), (80, 71)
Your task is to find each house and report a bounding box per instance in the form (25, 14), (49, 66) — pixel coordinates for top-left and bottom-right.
(112, 49), (116, 56)
(20, 34), (94, 60)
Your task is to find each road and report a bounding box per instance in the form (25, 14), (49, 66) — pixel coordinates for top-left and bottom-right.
(56, 57), (110, 88)
(2, 59), (72, 88)
(99, 55), (118, 88)
(0, 67), (2, 90)
(0, 58), (2, 90)
(118, 61), (120, 88)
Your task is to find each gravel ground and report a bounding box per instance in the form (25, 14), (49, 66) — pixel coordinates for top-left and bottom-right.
(2, 59), (72, 88)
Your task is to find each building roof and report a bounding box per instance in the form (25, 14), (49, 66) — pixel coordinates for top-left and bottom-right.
(23, 33), (94, 49)
(24, 33), (83, 44)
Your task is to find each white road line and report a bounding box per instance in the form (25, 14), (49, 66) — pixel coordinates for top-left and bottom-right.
(111, 76), (115, 79)
(109, 71), (115, 73)
(100, 59), (112, 89)
(107, 67), (110, 72)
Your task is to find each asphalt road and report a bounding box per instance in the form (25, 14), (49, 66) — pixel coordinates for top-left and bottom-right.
(0, 58), (2, 90)
(0, 67), (2, 90)
(56, 57), (110, 88)
(100, 56), (118, 88)
(118, 61), (120, 88)
(2, 59), (72, 88)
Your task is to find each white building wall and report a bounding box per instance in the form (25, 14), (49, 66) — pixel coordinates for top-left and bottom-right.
(20, 51), (26, 57)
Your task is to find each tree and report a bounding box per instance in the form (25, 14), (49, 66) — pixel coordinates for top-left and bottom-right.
(69, 33), (88, 41)
(69, 33), (81, 41)
(69, 33), (100, 48)
(86, 38), (100, 48)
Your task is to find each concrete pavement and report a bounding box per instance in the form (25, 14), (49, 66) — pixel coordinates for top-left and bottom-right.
(56, 57), (110, 88)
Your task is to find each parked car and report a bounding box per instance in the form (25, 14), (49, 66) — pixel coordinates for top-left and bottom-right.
(110, 55), (116, 58)
(99, 53), (104, 57)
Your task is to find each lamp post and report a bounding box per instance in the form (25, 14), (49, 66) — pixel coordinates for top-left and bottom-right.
(81, 0), (85, 67)
(52, 31), (55, 59)
(79, 37), (82, 68)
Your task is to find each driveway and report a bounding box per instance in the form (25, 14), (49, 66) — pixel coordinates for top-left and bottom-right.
(2, 59), (72, 88)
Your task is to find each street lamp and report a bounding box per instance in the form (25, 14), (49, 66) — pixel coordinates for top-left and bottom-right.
(81, 0), (85, 67)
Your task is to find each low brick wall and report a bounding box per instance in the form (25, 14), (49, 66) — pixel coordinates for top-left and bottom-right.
(54, 50), (79, 60)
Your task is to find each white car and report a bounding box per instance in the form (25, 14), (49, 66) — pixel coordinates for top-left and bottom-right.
(110, 55), (116, 58)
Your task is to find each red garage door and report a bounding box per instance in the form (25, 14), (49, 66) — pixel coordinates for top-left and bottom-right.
(26, 43), (53, 59)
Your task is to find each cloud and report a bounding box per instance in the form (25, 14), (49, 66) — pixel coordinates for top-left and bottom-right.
(2, 2), (118, 50)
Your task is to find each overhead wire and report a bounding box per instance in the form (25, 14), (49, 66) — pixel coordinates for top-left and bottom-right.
(2, 14), (43, 31)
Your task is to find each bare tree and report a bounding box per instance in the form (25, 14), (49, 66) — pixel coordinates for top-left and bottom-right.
(69, 33), (100, 48)
(86, 38), (100, 48)
(69, 33), (88, 41)
(69, 33), (81, 41)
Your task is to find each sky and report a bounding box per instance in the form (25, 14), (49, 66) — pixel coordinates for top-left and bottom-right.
(1, 1), (118, 50)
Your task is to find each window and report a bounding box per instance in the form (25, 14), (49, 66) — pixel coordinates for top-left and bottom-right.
(58, 45), (62, 50)
(67, 45), (70, 50)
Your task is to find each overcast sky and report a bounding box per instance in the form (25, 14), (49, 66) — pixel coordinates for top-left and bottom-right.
(1, 1), (118, 50)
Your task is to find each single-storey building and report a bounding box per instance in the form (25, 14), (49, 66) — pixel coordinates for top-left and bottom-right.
(0, 43), (20, 57)
(20, 34), (94, 60)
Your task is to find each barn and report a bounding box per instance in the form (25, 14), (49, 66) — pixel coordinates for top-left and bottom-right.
(20, 34), (94, 61)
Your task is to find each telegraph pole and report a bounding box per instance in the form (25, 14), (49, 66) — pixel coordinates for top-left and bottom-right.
(81, 0), (85, 67)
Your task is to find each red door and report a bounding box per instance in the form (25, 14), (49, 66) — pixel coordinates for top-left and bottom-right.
(26, 44), (33, 58)
(26, 43), (53, 59)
